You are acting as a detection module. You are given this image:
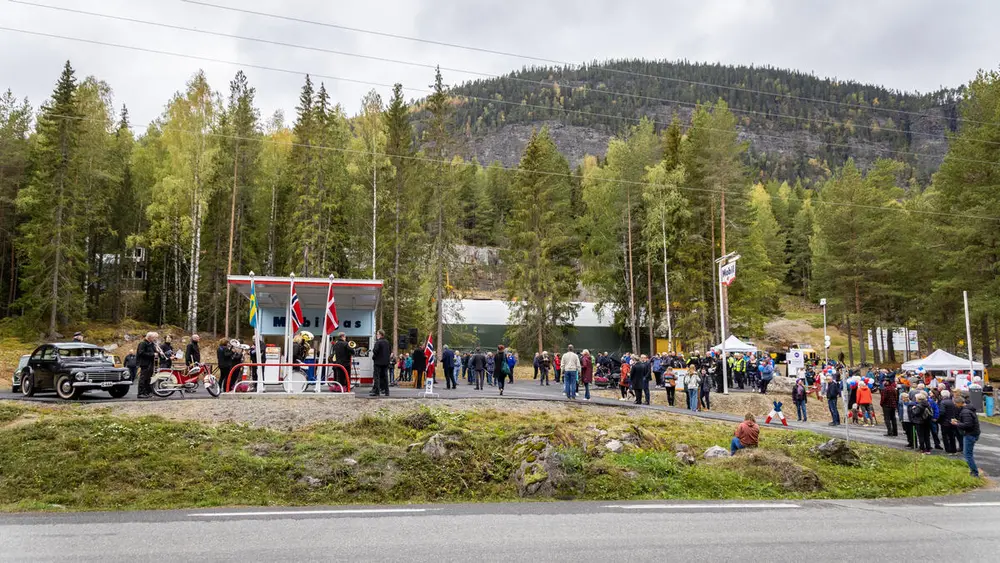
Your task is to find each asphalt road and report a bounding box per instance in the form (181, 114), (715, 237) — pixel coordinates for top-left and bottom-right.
(2, 494), (999, 562)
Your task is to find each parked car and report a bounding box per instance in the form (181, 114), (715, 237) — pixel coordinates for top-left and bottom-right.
(19, 342), (132, 400)
(10, 354), (29, 393)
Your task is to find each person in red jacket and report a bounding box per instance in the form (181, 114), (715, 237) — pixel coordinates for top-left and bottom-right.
(856, 383), (876, 427)
(731, 413), (759, 454)
(580, 350), (594, 400)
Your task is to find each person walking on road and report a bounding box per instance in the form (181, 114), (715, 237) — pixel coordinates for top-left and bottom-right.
(699, 367), (712, 410)
(442, 346), (456, 390)
(370, 330), (391, 397)
(913, 392), (933, 453)
(826, 375), (842, 426)
(730, 413), (759, 455)
(952, 394), (981, 477)
(471, 347), (487, 390)
(539, 352), (551, 386)
(939, 390), (960, 454)
(792, 378), (808, 422)
(880, 378), (899, 436)
(580, 349), (594, 400)
(561, 345), (581, 400)
(685, 370), (701, 411)
(663, 367), (676, 407)
(532, 352), (540, 380)
(136, 332), (158, 399)
(631, 354), (651, 406)
(495, 345), (508, 396)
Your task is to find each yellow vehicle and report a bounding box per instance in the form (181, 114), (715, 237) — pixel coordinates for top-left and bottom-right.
(790, 344), (818, 362)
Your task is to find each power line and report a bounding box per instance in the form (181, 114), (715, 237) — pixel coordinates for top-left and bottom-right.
(180, 0), (989, 127)
(16, 0), (992, 147)
(40, 110), (1000, 223)
(3, 26), (983, 166)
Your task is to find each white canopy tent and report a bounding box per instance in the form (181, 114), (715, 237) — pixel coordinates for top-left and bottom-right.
(901, 349), (984, 372)
(712, 335), (758, 353)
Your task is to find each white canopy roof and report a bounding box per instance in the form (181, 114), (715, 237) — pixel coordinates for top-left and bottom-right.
(712, 335), (758, 353)
(901, 349), (984, 372)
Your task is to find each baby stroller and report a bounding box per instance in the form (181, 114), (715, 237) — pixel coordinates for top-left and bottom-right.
(594, 364), (612, 388)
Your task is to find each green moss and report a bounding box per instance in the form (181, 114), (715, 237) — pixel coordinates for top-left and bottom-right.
(0, 406), (983, 512)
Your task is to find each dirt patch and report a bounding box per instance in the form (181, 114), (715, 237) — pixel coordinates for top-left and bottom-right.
(718, 449), (822, 492)
(764, 319), (817, 347)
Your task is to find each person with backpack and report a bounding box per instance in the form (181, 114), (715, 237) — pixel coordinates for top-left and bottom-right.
(912, 392), (933, 453)
(951, 394), (981, 478)
(939, 390), (960, 454)
(495, 345), (509, 395)
(539, 352), (551, 386)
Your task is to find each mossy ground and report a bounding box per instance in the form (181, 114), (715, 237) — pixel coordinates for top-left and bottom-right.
(0, 401), (982, 512)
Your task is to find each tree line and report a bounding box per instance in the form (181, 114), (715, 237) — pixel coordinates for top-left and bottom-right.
(1, 61), (998, 365)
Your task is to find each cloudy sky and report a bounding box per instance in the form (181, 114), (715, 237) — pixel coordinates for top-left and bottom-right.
(2, 0), (998, 128)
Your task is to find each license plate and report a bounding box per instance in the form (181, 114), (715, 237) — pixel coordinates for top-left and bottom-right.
(101, 381), (115, 388)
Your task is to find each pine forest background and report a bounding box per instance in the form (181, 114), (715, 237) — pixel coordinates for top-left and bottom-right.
(2, 59), (1000, 365)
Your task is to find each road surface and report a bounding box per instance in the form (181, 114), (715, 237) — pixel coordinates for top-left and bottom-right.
(2, 494), (999, 562)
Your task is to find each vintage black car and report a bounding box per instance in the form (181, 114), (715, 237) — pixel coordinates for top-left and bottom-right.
(10, 354), (29, 393)
(19, 342), (132, 400)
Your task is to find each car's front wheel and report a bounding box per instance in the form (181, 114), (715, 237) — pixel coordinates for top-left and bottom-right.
(107, 387), (129, 399)
(55, 374), (80, 400)
(20, 373), (35, 397)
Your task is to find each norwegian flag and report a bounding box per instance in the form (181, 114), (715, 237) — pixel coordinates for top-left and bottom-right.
(289, 281), (305, 333)
(324, 284), (340, 333)
(424, 334), (436, 375)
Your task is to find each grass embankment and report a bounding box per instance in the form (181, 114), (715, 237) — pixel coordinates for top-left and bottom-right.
(0, 401), (981, 512)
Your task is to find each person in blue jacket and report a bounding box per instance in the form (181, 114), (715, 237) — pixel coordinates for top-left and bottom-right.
(506, 351), (517, 384)
(759, 358), (775, 395)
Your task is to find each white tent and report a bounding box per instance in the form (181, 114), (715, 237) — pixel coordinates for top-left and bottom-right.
(712, 335), (758, 353)
(901, 349), (984, 372)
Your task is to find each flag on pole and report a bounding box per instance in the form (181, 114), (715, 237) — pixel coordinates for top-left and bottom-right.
(289, 280), (304, 333)
(424, 334), (436, 375)
(325, 284), (340, 333)
(248, 278), (259, 329)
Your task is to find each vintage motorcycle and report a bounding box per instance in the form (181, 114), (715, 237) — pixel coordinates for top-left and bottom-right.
(151, 363), (221, 398)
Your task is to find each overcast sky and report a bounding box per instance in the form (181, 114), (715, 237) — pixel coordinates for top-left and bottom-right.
(2, 0), (998, 129)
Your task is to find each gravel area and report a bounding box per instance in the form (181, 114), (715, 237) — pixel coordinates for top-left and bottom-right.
(55, 397), (643, 431)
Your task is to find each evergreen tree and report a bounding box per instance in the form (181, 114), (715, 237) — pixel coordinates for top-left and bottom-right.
(16, 62), (86, 334)
(0, 90), (32, 316)
(505, 128), (580, 352)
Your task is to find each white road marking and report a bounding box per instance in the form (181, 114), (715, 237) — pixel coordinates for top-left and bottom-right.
(935, 502), (1000, 507)
(603, 503), (800, 510)
(189, 508), (431, 518)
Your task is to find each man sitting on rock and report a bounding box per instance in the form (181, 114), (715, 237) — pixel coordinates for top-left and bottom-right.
(730, 413), (760, 455)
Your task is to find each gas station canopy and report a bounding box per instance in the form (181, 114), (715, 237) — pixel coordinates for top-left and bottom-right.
(227, 275), (382, 311)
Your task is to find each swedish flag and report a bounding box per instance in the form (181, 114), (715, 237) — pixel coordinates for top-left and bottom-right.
(248, 279), (258, 329)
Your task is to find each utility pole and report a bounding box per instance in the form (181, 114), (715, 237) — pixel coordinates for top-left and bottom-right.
(224, 147), (239, 338)
(716, 251), (740, 395)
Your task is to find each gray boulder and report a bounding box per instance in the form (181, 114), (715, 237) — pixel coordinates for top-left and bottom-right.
(605, 439), (624, 453)
(675, 451), (696, 465)
(422, 433), (449, 459)
(813, 439), (860, 466)
(703, 445), (731, 459)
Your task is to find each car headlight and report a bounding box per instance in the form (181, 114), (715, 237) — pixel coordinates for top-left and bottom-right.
(121, 371), (130, 380)
(74, 372), (85, 381)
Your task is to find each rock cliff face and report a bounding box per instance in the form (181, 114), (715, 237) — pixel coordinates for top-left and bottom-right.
(442, 59), (959, 182)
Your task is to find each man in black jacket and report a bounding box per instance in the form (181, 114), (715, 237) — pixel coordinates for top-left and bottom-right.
(370, 329), (390, 397)
(471, 347), (487, 390)
(631, 354), (651, 405)
(938, 390), (960, 454)
(826, 375), (842, 426)
(952, 394), (981, 477)
(331, 332), (352, 389)
(185, 334), (201, 367)
(136, 331), (158, 399)
(411, 345), (427, 388)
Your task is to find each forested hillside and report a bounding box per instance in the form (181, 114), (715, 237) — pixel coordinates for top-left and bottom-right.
(443, 60), (961, 184)
(1, 59), (998, 367)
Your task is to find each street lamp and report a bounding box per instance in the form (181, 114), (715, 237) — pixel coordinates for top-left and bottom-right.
(820, 298), (829, 364)
(716, 252), (740, 395)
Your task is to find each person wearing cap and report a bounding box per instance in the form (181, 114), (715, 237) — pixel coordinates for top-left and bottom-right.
(73, 331), (84, 342)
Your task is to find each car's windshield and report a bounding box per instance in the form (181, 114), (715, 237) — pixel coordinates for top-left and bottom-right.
(58, 348), (108, 360)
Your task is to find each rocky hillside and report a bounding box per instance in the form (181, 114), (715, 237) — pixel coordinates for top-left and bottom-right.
(437, 60), (960, 184)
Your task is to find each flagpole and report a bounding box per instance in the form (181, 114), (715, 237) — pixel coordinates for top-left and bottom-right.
(286, 273), (295, 381)
(250, 271), (264, 394)
(318, 274), (334, 394)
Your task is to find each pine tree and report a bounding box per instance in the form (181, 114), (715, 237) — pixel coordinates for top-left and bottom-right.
(16, 62), (86, 334)
(505, 128), (580, 352)
(0, 89), (32, 316)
